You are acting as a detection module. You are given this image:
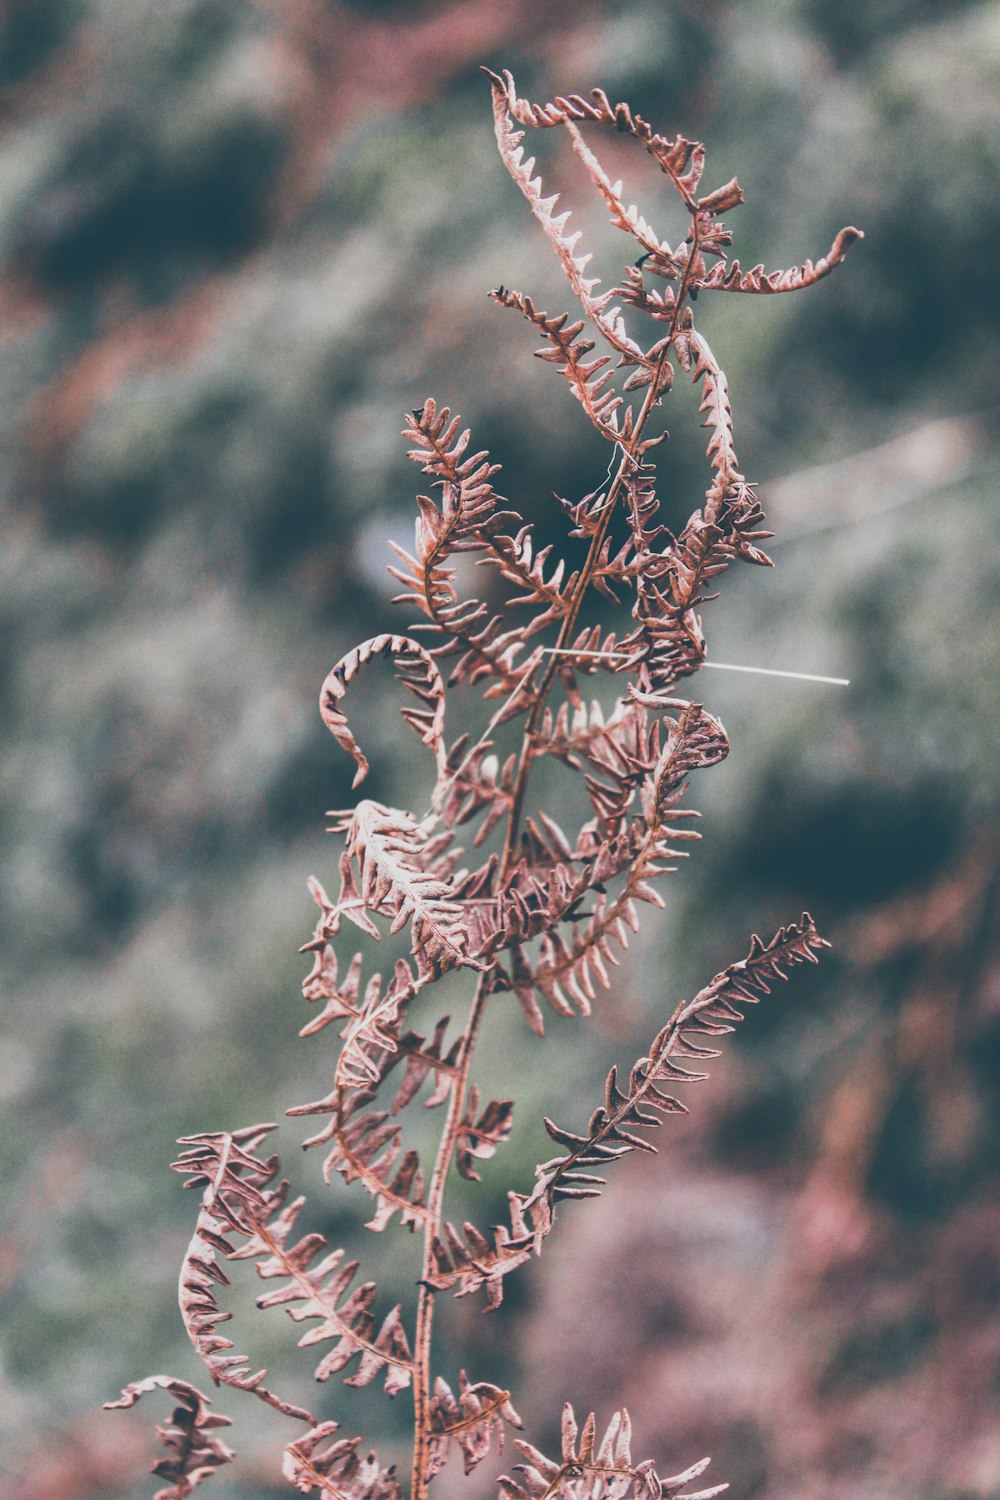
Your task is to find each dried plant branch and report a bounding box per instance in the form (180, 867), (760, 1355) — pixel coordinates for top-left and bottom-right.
(113, 65), (860, 1500)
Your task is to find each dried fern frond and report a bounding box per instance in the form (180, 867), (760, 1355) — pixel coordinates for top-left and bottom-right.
(284, 1421), (404, 1500)
(424, 916), (827, 1308)
(531, 915), (828, 1205)
(491, 288), (629, 443)
(499, 1405), (727, 1500)
(425, 1374), (523, 1480)
(320, 634), (447, 790)
(104, 1376), (236, 1500)
(173, 1128), (414, 1399)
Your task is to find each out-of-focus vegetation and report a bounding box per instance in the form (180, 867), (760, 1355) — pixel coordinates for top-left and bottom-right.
(1, 2), (997, 1497)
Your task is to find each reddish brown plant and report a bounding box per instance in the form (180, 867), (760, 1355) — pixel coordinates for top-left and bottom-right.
(108, 68), (860, 1500)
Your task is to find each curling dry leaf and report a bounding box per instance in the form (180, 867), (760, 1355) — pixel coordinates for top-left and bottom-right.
(104, 1376), (235, 1500)
(288, 1025), (452, 1233)
(456, 1089), (515, 1181)
(320, 634), (447, 789)
(336, 801), (481, 974)
(530, 914), (828, 1208)
(172, 1127), (414, 1399)
(426, 1374), (523, 1480)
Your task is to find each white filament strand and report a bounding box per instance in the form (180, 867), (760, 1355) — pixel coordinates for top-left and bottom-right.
(540, 647), (849, 686)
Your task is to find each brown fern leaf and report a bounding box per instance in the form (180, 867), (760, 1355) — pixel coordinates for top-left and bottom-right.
(525, 891), (635, 1023)
(455, 1088), (515, 1182)
(388, 1015), (462, 1113)
(620, 461), (668, 572)
(299, 885), (367, 1036)
(288, 1041), (446, 1229)
(480, 702), (723, 1020)
(679, 330), (773, 567)
(294, 1095), (429, 1232)
(528, 914), (828, 1208)
(499, 1405), (727, 1500)
(335, 970), (419, 1091)
(391, 402), (539, 696)
(697, 224), (863, 294)
(277, 1107), (421, 1236)
(284, 1421), (404, 1500)
(684, 330), (742, 516)
(173, 1127), (415, 1396)
(617, 264), (680, 322)
(387, 529), (526, 697)
(486, 526), (580, 625)
(437, 736), (516, 846)
(288, 1019), (462, 1232)
(486, 74), (645, 369)
(533, 699), (623, 769)
(558, 481), (615, 540)
(576, 699), (665, 833)
(426, 1374), (523, 1481)
(461, 854), (601, 968)
(623, 482), (771, 687)
(641, 701), (730, 814)
(423, 1192), (554, 1311)
(522, 719), (718, 1021)
(524, 829), (676, 1020)
(563, 119), (682, 277)
(104, 1376), (235, 1500)
(391, 539), (564, 718)
(491, 287), (631, 443)
(427, 916), (825, 1307)
(609, 333), (772, 687)
(403, 399), (511, 534)
(320, 634), (446, 789)
(487, 70), (706, 209)
(168, 1125), (314, 1421)
(403, 401), (571, 620)
(300, 870), (448, 1090)
(394, 401), (579, 710)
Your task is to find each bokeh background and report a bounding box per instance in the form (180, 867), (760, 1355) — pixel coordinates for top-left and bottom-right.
(2, 2), (998, 1497)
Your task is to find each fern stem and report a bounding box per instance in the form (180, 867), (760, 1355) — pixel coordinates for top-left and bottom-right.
(411, 973), (491, 1500)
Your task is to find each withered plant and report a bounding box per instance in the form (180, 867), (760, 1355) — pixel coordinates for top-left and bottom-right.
(109, 69), (861, 1500)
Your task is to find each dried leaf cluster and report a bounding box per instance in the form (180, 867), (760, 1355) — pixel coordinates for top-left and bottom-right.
(109, 68), (859, 1500)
